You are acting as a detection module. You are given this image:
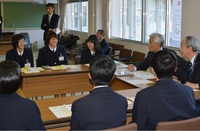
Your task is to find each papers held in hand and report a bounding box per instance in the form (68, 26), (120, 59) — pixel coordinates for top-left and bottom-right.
(49, 104), (72, 118)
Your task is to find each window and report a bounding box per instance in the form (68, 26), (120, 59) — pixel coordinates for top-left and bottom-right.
(110, 0), (182, 48)
(66, 0), (88, 32)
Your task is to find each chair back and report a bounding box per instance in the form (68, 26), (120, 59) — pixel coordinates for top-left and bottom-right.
(104, 123), (137, 130)
(131, 51), (146, 62)
(107, 47), (113, 56)
(156, 116), (200, 130)
(118, 48), (132, 60)
(111, 44), (124, 55)
(74, 55), (81, 64)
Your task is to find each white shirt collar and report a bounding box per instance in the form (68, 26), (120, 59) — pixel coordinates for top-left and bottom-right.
(17, 50), (24, 56)
(49, 46), (57, 52)
(90, 50), (95, 55)
(93, 85), (108, 89)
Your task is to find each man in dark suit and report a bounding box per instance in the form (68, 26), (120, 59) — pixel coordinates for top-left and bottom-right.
(132, 50), (198, 130)
(179, 36), (200, 88)
(96, 29), (110, 55)
(128, 33), (188, 83)
(70, 56), (127, 130)
(41, 3), (59, 46)
(179, 36), (200, 116)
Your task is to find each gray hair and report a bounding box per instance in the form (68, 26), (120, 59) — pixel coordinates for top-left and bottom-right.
(185, 36), (200, 52)
(149, 33), (165, 47)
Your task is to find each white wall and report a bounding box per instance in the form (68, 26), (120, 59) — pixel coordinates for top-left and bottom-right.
(182, 0), (200, 41)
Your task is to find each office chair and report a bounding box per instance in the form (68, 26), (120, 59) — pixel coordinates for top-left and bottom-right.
(112, 48), (132, 62)
(156, 116), (200, 130)
(104, 123), (137, 130)
(110, 43), (125, 55)
(125, 51), (146, 65)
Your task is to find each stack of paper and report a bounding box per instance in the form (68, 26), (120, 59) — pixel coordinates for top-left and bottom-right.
(49, 104), (72, 118)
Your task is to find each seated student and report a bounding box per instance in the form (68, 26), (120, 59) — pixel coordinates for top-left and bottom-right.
(132, 50), (198, 130)
(81, 34), (104, 64)
(96, 29), (110, 55)
(128, 33), (188, 83)
(70, 56), (127, 130)
(6, 34), (34, 68)
(37, 31), (68, 67)
(0, 60), (45, 130)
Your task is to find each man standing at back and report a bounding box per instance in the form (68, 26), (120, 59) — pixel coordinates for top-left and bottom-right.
(132, 50), (197, 130)
(41, 3), (59, 46)
(96, 29), (110, 55)
(70, 56), (127, 130)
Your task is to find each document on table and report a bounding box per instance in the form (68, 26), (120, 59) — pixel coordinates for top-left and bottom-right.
(21, 67), (44, 73)
(115, 69), (132, 76)
(132, 71), (156, 79)
(126, 97), (135, 104)
(49, 104), (72, 118)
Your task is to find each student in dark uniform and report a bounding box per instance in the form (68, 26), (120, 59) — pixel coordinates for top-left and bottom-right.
(132, 50), (197, 130)
(0, 60), (45, 130)
(6, 34), (34, 68)
(37, 31), (68, 67)
(70, 56), (127, 130)
(81, 34), (104, 64)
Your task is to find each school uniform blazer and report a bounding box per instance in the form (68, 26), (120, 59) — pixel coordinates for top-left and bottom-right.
(80, 48), (104, 64)
(100, 38), (110, 55)
(132, 79), (197, 130)
(6, 48), (34, 68)
(136, 48), (188, 83)
(0, 93), (45, 130)
(70, 87), (127, 130)
(37, 45), (68, 67)
(41, 13), (60, 40)
(188, 52), (200, 86)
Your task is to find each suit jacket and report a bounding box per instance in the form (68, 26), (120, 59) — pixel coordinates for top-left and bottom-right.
(80, 48), (104, 64)
(132, 79), (197, 130)
(6, 48), (34, 68)
(136, 48), (188, 83)
(70, 87), (127, 130)
(0, 93), (45, 130)
(188, 52), (200, 86)
(100, 38), (110, 55)
(37, 45), (68, 67)
(41, 13), (60, 40)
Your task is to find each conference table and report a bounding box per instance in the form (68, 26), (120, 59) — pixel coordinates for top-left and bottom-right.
(20, 64), (138, 98)
(19, 64), (200, 129)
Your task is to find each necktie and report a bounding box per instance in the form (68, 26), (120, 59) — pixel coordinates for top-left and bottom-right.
(188, 61), (192, 80)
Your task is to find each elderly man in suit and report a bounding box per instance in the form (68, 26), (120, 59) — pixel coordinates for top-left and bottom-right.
(128, 33), (188, 83)
(179, 36), (200, 89)
(41, 3), (59, 46)
(70, 56), (127, 130)
(132, 50), (198, 130)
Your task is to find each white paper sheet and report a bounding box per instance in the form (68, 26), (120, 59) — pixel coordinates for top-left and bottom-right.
(49, 104), (72, 118)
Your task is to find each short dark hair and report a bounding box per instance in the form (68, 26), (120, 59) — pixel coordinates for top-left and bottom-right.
(89, 56), (116, 86)
(85, 34), (101, 52)
(0, 60), (21, 94)
(152, 50), (177, 79)
(46, 3), (55, 8)
(11, 34), (25, 48)
(45, 31), (58, 45)
(97, 29), (105, 36)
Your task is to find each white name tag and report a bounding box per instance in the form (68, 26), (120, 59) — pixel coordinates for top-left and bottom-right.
(25, 63), (31, 67)
(59, 56), (64, 61)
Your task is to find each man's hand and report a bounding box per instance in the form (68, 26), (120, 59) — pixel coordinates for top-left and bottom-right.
(128, 64), (135, 71)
